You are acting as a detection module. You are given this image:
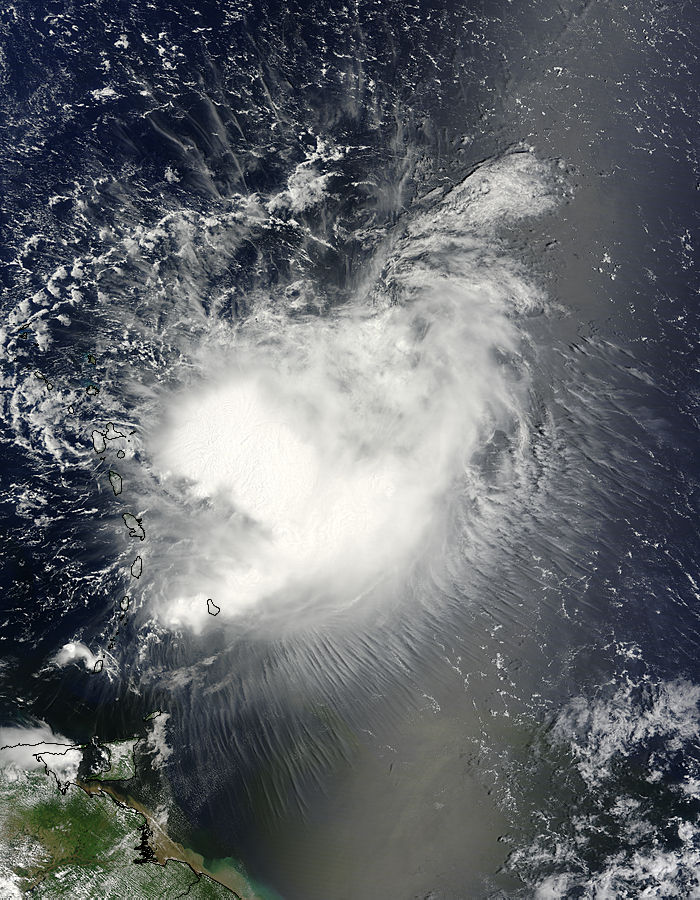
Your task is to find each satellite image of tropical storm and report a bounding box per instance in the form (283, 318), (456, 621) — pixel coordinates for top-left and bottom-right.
(0, 0), (698, 897)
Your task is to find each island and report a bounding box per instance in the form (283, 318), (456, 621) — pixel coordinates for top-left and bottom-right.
(108, 471), (123, 496)
(91, 423), (125, 454)
(105, 423), (125, 441)
(122, 513), (145, 541)
(91, 430), (106, 453)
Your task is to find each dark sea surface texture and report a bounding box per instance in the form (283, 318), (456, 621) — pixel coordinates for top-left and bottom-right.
(0, 0), (698, 897)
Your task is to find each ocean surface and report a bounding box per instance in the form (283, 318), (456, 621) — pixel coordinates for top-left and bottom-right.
(0, 0), (698, 897)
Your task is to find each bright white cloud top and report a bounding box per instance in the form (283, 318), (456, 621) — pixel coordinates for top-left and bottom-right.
(144, 152), (558, 633)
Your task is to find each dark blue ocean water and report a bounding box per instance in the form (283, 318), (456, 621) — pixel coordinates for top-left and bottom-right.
(1, 1), (698, 897)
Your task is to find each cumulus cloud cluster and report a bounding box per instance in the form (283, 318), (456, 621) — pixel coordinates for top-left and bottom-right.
(0, 723), (73, 776)
(51, 641), (101, 670)
(148, 152), (557, 632)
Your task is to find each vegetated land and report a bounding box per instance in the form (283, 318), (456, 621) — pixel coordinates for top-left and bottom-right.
(0, 767), (235, 899)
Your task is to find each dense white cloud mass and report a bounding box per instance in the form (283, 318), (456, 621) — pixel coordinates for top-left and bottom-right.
(147, 152), (556, 632)
(51, 641), (100, 670)
(0, 723), (73, 774)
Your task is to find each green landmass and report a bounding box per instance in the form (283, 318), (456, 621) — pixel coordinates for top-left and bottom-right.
(0, 736), (275, 900)
(0, 769), (233, 899)
(91, 740), (137, 782)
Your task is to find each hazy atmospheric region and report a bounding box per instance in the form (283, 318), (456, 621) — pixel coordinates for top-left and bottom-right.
(0, 1), (698, 898)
